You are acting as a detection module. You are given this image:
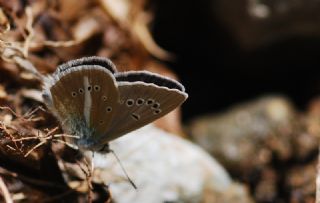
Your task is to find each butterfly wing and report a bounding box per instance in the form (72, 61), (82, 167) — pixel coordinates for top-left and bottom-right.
(103, 71), (188, 142)
(43, 65), (119, 139)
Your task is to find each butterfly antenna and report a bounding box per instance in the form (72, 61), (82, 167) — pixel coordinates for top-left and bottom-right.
(91, 151), (95, 172)
(109, 149), (137, 190)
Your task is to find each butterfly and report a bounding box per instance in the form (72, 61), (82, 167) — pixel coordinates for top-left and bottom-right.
(42, 56), (188, 152)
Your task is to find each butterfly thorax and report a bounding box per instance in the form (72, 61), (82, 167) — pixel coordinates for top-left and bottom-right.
(66, 117), (106, 151)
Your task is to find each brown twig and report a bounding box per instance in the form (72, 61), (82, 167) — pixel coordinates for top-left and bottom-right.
(24, 140), (47, 157)
(12, 129), (80, 157)
(0, 121), (22, 153)
(23, 7), (34, 58)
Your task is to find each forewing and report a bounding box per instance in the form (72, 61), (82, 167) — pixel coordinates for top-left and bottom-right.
(47, 65), (119, 136)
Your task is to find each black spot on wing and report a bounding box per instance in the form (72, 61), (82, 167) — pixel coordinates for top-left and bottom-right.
(115, 71), (185, 92)
(57, 56), (117, 74)
(131, 113), (140, 120)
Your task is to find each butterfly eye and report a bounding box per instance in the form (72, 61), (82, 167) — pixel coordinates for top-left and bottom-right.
(154, 109), (162, 115)
(102, 96), (107, 101)
(78, 88), (84, 94)
(146, 99), (154, 105)
(71, 92), (77, 97)
(126, 99), (134, 107)
(94, 85), (101, 91)
(136, 98), (144, 106)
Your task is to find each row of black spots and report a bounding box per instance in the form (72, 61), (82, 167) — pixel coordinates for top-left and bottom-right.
(125, 98), (162, 117)
(125, 98), (161, 108)
(103, 93), (111, 114)
(87, 85), (101, 92)
(71, 85), (102, 97)
(150, 99), (161, 115)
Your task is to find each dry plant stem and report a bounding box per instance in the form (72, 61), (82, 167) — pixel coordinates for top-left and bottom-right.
(17, 133), (79, 157)
(24, 140), (47, 157)
(0, 106), (44, 120)
(41, 40), (80, 47)
(23, 106), (46, 118)
(13, 56), (44, 80)
(11, 127), (59, 142)
(8, 123), (79, 157)
(5, 145), (16, 151)
(23, 7), (34, 58)
(0, 122), (22, 152)
(0, 7), (44, 80)
(52, 139), (78, 150)
(0, 176), (13, 203)
(317, 146), (320, 203)
(0, 6), (79, 80)
(21, 4), (81, 49)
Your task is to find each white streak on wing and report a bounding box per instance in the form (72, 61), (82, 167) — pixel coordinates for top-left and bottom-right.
(83, 76), (91, 125)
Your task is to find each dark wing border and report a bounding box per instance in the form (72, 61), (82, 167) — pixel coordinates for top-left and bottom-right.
(56, 56), (117, 75)
(115, 71), (186, 92)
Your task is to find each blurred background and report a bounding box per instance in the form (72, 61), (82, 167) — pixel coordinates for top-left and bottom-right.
(151, 0), (320, 121)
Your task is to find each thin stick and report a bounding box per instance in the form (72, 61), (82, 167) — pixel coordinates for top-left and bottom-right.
(24, 140), (46, 157)
(109, 149), (137, 190)
(5, 145), (16, 151)
(52, 139), (78, 150)
(42, 40), (80, 47)
(1, 122), (21, 152)
(23, 106), (45, 119)
(13, 136), (41, 142)
(0, 176), (13, 203)
(44, 127), (60, 137)
(52, 134), (80, 139)
(23, 6), (34, 57)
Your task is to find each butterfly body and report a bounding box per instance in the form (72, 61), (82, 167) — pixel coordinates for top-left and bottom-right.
(42, 57), (188, 152)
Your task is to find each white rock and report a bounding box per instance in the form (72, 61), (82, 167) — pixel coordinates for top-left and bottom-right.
(90, 124), (232, 203)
